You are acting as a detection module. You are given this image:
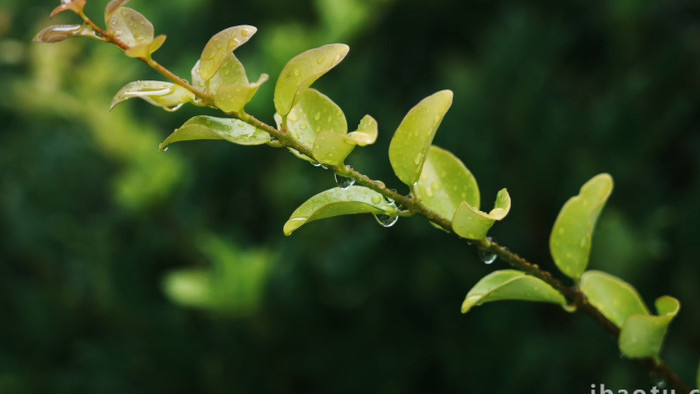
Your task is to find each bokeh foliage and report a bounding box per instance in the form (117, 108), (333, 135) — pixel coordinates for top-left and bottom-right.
(1, 0), (700, 392)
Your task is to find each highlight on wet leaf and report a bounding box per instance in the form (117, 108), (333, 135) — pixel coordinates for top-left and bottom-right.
(312, 115), (378, 166)
(198, 25), (257, 81)
(619, 296), (680, 359)
(159, 115), (270, 151)
(550, 173), (613, 280)
(107, 6), (155, 48)
(274, 44), (349, 116)
(388, 90), (453, 186)
(461, 270), (568, 313)
(286, 88), (347, 153)
(452, 188), (511, 240)
(579, 270), (649, 328)
(414, 145), (479, 220)
(33, 24), (103, 43)
(111, 80), (195, 112)
(283, 186), (401, 236)
(50, 0), (86, 18)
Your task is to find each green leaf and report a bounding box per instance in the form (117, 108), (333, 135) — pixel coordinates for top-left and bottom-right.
(579, 270), (649, 328)
(388, 90), (453, 186)
(159, 115), (270, 151)
(619, 296), (680, 359)
(50, 0), (86, 18)
(312, 115), (378, 166)
(461, 270), (567, 313)
(33, 24), (101, 43)
(111, 80), (195, 112)
(198, 25), (257, 81)
(105, 0), (130, 25)
(414, 145), (479, 220)
(550, 173), (613, 280)
(124, 34), (166, 58)
(284, 186), (400, 236)
(274, 44), (349, 116)
(452, 188), (511, 240)
(287, 88), (347, 150)
(107, 7), (155, 48)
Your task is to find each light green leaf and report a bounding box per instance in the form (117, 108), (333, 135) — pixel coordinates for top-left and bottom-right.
(124, 34), (166, 58)
(619, 296), (680, 359)
(198, 25), (257, 81)
(580, 270), (649, 328)
(284, 186), (400, 236)
(452, 189), (511, 240)
(287, 88), (347, 150)
(550, 173), (613, 280)
(312, 115), (378, 166)
(388, 90), (453, 186)
(462, 270), (567, 313)
(414, 145), (479, 220)
(33, 24), (102, 43)
(105, 0), (130, 25)
(50, 0), (86, 18)
(107, 7), (154, 48)
(111, 80), (195, 112)
(159, 115), (270, 151)
(274, 43), (349, 116)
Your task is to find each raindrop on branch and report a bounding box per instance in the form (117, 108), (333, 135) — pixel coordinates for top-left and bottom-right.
(478, 249), (497, 265)
(334, 173), (355, 189)
(373, 214), (398, 228)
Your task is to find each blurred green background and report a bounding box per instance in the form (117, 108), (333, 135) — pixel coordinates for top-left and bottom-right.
(2, 0), (700, 393)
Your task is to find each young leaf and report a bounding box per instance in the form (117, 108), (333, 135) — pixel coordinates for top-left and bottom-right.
(461, 270), (567, 313)
(287, 88), (347, 150)
(414, 145), (480, 220)
(105, 0), (130, 25)
(312, 115), (378, 166)
(111, 81), (195, 112)
(619, 296), (680, 359)
(124, 34), (166, 58)
(283, 186), (400, 236)
(50, 0), (86, 18)
(550, 173), (613, 280)
(159, 115), (270, 151)
(388, 90), (453, 186)
(274, 44), (349, 116)
(198, 26), (257, 81)
(579, 270), (649, 328)
(452, 189), (511, 240)
(33, 24), (101, 43)
(107, 7), (154, 48)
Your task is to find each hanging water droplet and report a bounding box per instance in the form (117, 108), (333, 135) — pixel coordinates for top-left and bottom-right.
(311, 161), (321, 167)
(162, 147), (169, 152)
(477, 249), (497, 265)
(334, 173), (355, 189)
(373, 214), (398, 228)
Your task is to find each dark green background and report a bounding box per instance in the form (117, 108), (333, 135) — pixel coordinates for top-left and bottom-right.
(1, 0), (699, 392)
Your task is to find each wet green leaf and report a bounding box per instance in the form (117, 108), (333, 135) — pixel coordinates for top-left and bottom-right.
(105, 0), (130, 25)
(312, 115), (378, 166)
(50, 0), (86, 18)
(287, 88), (347, 150)
(619, 296), (679, 359)
(33, 24), (101, 43)
(283, 186), (400, 236)
(111, 80), (195, 112)
(388, 90), (453, 186)
(461, 270), (567, 313)
(198, 26), (257, 81)
(159, 115), (270, 151)
(414, 145), (479, 220)
(550, 173), (613, 280)
(107, 7), (154, 48)
(580, 270), (649, 328)
(274, 44), (349, 116)
(124, 34), (166, 58)
(452, 189), (511, 240)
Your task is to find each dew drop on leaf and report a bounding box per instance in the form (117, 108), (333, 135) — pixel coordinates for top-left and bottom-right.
(371, 195), (382, 204)
(373, 214), (398, 228)
(477, 249), (497, 265)
(334, 173), (355, 189)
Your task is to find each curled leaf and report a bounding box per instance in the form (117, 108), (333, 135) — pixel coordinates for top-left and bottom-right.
(33, 24), (101, 43)
(388, 90), (453, 186)
(274, 44), (349, 116)
(107, 7), (154, 47)
(50, 0), (86, 18)
(283, 186), (400, 236)
(452, 189), (511, 240)
(580, 270), (649, 328)
(619, 296), (680, 359)
(111, 80), (195, 112)
(124, 34), (166, 58)
(312, 115), (378, 166)
(159, 115), (270, 151)
(198, 26), (257, 81)
(550, 173), (613, 280)
(462, 270), (568, 313)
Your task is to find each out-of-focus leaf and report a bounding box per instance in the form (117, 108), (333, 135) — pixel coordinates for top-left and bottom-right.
(312, 115), (377, 166)
(107, 7), (154, 48)
(414, 145), (479, 220)
(159, 115), (270, 151)
(550, 173), (613, 280)
(198, 25), (257, 81)
(284, 186), (400, 235)
(461, 270), (568, 313)
(50, 0), (86, 18)
(274, 44), (349, 116)
(111, 80), (195, 112)
(33, 24), (101, 43)
(105, 0), (130, 25)
(580, 270), (649, 328)
(388, 90), (453, 186)
(287, 88), (347, 150)
(619, 296), (679, 359)
(124, 34), (166, 58)
(452, 189), (511, 240)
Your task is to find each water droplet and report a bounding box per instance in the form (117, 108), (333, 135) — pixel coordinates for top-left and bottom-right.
(414, 153), (423, 165)
(314, 112), (321, 121)
(163, 147), (169, 152)
(371, 195), (382, 204)
(334, 174), (355, 189)
(317, 55), (326, 64)
(241, 29), (250, 37)
(311, 161), (321, 167)
(299, 123), (308, 130)
(293, 69), (301, 77)
(287, 112), (298, 122)
(477, 249), (497, 265)
(373, 214), (398, 228)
